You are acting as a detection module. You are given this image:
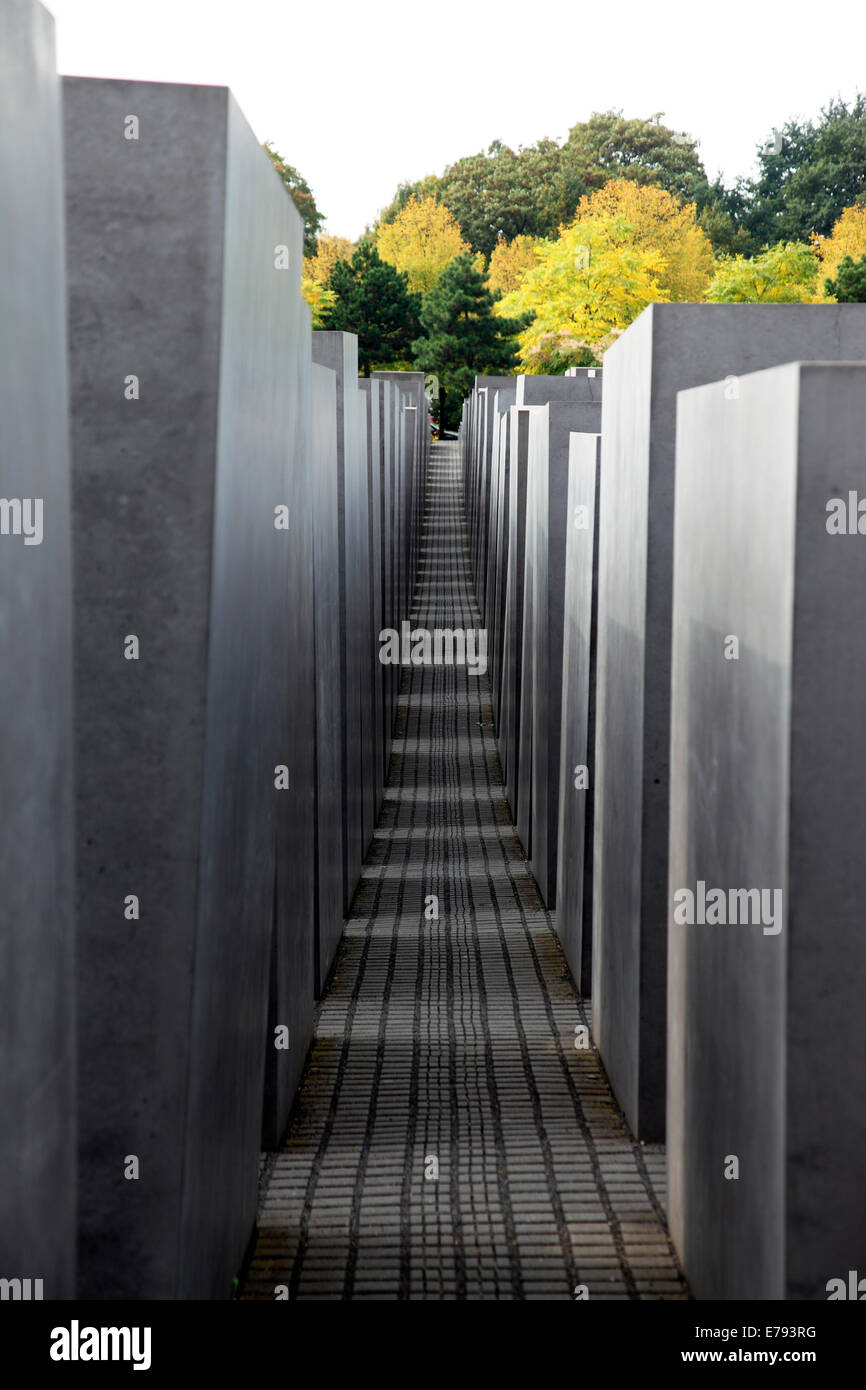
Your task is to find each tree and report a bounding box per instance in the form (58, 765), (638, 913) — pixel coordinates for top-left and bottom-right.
(264, 142), (324, 257)
(825, 254), (866, 302)
(814, 204), (866, 290)
(304, 235), (355, 285)
(376, 194), (470, 295)
(704, 242), (822, 302)
(412, 254), (525, 432)
(575, 180), (714, 300)
(322, 243), (422, 374)
(496, 214), (669, 369)
(301, 277), (337, 328)
(564, 111), (711, 206)
(487, 235), (543, 295)
(738, 96), (866, 244)
(435, 140), (582, 257)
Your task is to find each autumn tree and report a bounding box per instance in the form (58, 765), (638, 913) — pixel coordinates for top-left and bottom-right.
(322, 243), (422, 374)
(814, 204), (866, 290)
(304, 234), (355, 285)
(575, 180), (713, 299)
(301, 277), (337, 328)
(412, 254), (524, 432)
(377, 194), (470, 296)
(487, 235), (543, 295)
(496, 214), (669, 369)
(265, 142), (324, 257)
(704, 242), (822, 302)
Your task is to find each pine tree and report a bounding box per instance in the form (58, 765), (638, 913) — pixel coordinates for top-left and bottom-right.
(413, 255), (526, 432)
(825, 253), (866, 302)
(323, 243), (422, 375)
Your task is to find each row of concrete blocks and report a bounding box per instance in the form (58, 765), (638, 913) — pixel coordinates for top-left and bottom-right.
(461, 304), (866, 1300)
(0, 0), (428, 1299)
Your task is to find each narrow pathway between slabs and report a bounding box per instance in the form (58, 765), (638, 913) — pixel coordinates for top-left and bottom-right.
(241, 440), (688, 1301)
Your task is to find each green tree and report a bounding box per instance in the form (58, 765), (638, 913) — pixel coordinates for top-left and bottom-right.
(412, 254), (525, 433)
(435, 139), (582, 258)
(738, 96), (866, 244)
(322, 243), (422, 374)
(265, 141), (324, 257)
(704, 241), (821, 302)
(563, 111), (711, 206)
(825, 253), (866, 302)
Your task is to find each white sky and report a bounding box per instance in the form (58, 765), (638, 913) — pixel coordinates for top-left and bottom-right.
(46, 0), (866, 240)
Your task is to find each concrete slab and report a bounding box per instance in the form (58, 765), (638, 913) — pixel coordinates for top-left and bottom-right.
(555, 435), (601, 995)
(668, 362), (866, 1299)
(64, 75), (306, 1298)
(516, 369), (602, 406)
(0, 0), (76, 1300)
(593, 302), (866, 1141)
(499, 407), (531, 817)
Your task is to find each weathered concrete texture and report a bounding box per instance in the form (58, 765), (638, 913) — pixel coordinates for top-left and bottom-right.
(0, 0), (76, 1301)
(498, 406), (531, 817)
(65, 76), (308, 1299)
(312, 333), (364, 910)
(310, 362), (343, 998)
(518, 399), (602, 906)
(555, 434), (601, 996)
(593, 302), (866, 1142)
(668, 363), (866, 1300)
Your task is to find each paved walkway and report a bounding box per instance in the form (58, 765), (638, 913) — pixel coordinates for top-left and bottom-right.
(241, 441), (687, 1300)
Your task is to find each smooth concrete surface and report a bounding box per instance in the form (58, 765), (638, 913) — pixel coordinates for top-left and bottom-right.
(519, 400), (602, 906)
(593, 302), (866, 1142)
(489, 402), (512, 723)
(312, 332), (363, 911)
(499, 406), (531, 815)
(360, 380), (384, 817)
(516, 369), (602, 406)
(555, 434), (601, 995)
(65, 76), (305, 1298)
(0, 0), (76, 1300)
(310, 363), (344, 996)
(262, 286), (316, 1150)
(668, 363), (866, 1300)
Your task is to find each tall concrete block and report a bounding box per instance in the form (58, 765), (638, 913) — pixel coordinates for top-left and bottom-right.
(0, 0), (76, 1300)
(312, 332), (364, 910)
(473, 376), (512, 610)
(484, 385), (516, 644)
(555, 434), (601, 995)
(517, 399), (602, 905)
(593, 302), (866, 1141)
(360, 380), (384, 815)
(262, 292), (316, 1147)
(311, 363), (343, 994)
(377, 381), (395, 771)
(499, 406), (531, 815)
(668, 362), (866, 1299)
(489, 403), (512, 723)
(64, 75), (307, 1298)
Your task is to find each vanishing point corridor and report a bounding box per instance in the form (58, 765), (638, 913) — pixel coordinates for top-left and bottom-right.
(241, 442), (688, 1300)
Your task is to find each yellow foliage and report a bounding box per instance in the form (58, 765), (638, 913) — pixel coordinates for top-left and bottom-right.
(487, 235), (543, 295)
(576, 178), (714, 300)
(301, 276), (336, 328)
(813, 204), (866, 289)
(497, 214), (669, 367)
(304, 235), (355, 285)
(376, 195), (469, 295)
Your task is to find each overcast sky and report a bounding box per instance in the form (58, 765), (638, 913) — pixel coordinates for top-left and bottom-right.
(46, 0), (866, 240)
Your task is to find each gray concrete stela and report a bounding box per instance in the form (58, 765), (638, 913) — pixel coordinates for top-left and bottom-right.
(241, 443), (687, 1300)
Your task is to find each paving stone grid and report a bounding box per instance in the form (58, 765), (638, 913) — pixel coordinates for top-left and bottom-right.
(242, 441), (688, 1301)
